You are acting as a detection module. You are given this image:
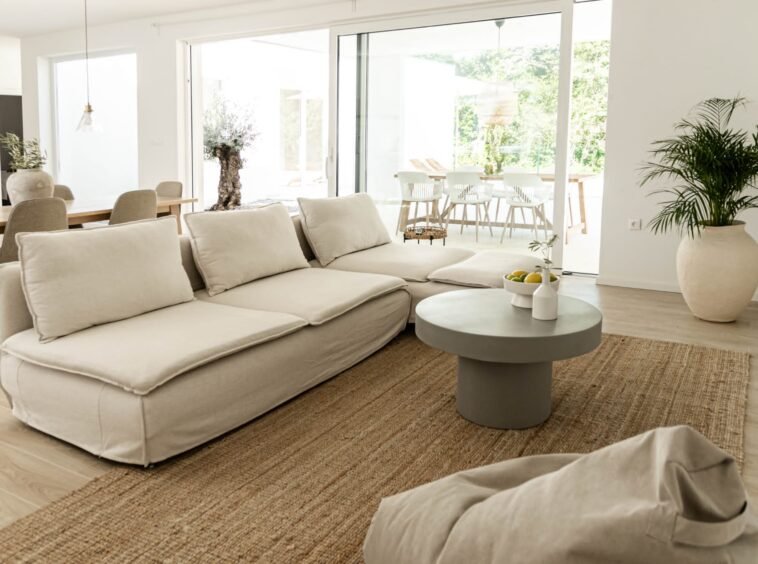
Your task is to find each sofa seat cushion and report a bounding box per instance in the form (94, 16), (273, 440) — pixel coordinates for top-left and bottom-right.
(326, 243), (474, 282)
(196, 268), (408, 325)
(1, 301), (307, 395)
(428, 250), (534, 288)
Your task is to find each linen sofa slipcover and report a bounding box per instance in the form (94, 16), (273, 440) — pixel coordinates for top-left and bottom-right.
(197, 268), (406, 325)
(2, 292), (409, 464)
(325, 243), (475, 282)
(1, 301), (308, 395)
(363, 426), (758, 564)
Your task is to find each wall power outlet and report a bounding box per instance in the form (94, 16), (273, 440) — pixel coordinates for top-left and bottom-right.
(628, 218), (643, 231)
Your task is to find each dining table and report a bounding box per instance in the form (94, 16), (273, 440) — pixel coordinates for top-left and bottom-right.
(422, 171), (595, 235)
(0, 195), (198, 235)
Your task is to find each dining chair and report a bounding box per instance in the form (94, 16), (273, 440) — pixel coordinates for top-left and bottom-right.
(53, 184), (75, 200)
(396, 171), (443, 233)
(155, 181), (182, 198)
(0, 198), (68, 263)
(109, 190), (158, 225)
(499, 173), (551, 243)
(445, 171), (494, 243)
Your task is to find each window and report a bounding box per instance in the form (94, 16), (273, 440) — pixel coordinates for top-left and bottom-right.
(52, 52), (138, 202)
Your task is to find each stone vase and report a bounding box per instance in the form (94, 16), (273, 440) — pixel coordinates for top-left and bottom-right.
(676, 221), (758, 322)
(7, 168), (54, 204)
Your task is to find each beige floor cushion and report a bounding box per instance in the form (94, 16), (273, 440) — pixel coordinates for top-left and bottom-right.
(297, 194), (392, 266)
(428, 250), (535, 288)
(16, 217), (194, 342)
(326, 243), (474, 282)
(1, 300), (307, 395)
(185, 204), (309, 296)
(197, 268), (408, 325)
(364, 426), (758, 564)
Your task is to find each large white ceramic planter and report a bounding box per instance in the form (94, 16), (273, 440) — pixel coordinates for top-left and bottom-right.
(7, 168), (54, 204)
(676, 221), (758, 322)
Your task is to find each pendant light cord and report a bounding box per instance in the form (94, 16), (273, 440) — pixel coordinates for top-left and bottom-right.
(84, 0), (90, 106)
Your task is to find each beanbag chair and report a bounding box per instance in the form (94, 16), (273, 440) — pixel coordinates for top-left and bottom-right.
(364, 426), (757, 564)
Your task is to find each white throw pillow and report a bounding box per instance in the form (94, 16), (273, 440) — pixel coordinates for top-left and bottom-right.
(17, 217), (194, 343)
(185, 204), (309, 296)
(297, 194), (392, 266)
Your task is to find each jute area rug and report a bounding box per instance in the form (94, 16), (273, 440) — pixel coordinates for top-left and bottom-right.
(0, 332), (750, 563)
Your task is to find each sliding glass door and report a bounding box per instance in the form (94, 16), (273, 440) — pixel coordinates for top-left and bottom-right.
(332, 0), (612, 270)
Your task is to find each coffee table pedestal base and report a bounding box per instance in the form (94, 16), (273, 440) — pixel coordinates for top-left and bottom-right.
(456, 357), (552, 429)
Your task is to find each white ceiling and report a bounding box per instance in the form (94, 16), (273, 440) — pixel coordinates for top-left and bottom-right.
(0, 0), (269, 37)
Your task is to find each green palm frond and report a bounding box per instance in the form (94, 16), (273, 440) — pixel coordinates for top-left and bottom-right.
(640, 97), (758, 235)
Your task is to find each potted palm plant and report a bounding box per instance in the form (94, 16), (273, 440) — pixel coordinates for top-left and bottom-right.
(0, 133), (53, 204)
(641, 97), (758, 322)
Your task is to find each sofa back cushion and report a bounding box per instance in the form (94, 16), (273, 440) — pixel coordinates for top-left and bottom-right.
(17, 217), (194, 343)
(297, 194), (391, 266)
(185, 204), (309, 296)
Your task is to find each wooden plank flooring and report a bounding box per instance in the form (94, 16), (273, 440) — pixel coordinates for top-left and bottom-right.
(0, 276), (756, 528)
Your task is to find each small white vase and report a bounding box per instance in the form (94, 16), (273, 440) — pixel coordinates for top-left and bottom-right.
(7, 168), (54, 204)
(532, 265), (558, 320)
(677, 222), (758, 322)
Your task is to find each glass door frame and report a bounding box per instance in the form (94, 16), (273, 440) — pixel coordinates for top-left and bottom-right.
(327, 0), (576, 267)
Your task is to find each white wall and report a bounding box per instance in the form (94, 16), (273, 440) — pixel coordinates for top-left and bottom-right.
(0, 35), (22, 95)
(598, 0), (758, 292)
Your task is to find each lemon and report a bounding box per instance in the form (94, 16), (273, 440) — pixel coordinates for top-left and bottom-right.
(510, 269), (528, 278)
(550, 274), (558, 282)
(524, 272), (542, 284)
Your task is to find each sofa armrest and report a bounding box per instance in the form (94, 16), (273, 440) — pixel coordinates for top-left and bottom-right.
(0, 262), (33, 344)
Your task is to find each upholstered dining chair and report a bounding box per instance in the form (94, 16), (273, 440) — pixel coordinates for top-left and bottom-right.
(0, 198), (68, 263)
(109, 190), (158, 225)
(155, 181), (182, 198)
(53, 184), (75, 201)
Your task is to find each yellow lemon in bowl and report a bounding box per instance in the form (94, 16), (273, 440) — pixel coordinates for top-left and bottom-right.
(510, 269), (528, 278)
(524, 272), (542, 283)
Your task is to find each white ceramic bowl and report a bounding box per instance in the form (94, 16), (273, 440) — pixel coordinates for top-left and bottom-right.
(503, 275), (560, 309)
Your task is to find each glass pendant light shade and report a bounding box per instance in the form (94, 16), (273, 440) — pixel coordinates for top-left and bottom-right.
(76, 103), (96, 132)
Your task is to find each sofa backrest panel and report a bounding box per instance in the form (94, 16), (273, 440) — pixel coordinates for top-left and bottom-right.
(179, 215), (316, 292)
(292, 216), (316, 262)
(0, 263), (33, 344)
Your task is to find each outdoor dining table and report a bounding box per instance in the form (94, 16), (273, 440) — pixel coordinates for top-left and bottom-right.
(0, 195), (198, 235)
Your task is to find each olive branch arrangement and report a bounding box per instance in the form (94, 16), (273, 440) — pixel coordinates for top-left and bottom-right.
(0, 133), (47, 170)
(528, 234), (559, 269)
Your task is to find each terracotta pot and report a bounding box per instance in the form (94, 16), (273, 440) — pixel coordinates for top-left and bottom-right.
(676, 221), (758, 322)
(7, 168), (54, 204)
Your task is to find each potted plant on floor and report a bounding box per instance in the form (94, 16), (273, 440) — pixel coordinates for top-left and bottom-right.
(203, 94), (257, 211)
(641, 97), (758, 322)
(0, 133), (53, 204)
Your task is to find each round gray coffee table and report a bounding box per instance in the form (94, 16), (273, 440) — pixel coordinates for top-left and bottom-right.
(415, 289), (602, 430)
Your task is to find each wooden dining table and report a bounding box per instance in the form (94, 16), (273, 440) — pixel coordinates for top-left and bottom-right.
(0, 195), (198, 235)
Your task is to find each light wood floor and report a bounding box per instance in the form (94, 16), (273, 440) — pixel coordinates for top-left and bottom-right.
(0, 276), (757, 528)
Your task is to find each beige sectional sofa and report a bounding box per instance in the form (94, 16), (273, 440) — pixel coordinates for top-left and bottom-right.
(0, 197), (531, 465)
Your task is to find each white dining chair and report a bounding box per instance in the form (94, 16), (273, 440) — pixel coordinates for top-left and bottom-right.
(445, 171), (494, 242)
(396, 171), (443, 233)
(499, 173), (551, 243)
